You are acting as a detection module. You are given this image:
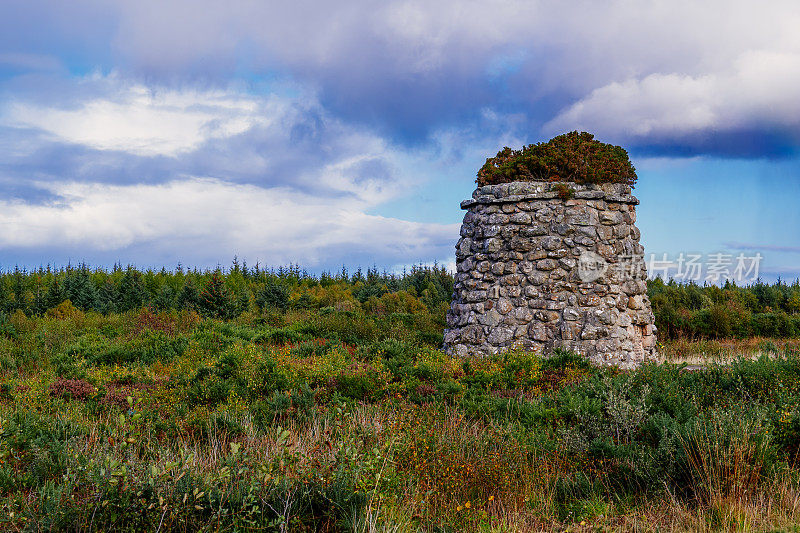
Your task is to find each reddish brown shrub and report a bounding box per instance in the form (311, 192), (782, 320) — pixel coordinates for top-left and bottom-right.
(132, 308), (177, 336)
(49, 377), (96, 401)
(130, 308), (200, 338)
(101, 380), (158, 409)
(415, 383), (437, 397)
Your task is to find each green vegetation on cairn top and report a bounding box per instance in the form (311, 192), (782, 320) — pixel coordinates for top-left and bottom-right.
(477, 131), (637, 187)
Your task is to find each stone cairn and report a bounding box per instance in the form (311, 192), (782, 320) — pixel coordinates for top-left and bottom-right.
(443, 181), (657, 368)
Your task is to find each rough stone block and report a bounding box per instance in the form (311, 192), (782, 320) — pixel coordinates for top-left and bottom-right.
(510, 212), (532, 224)
(488, 327), (514, 345)
(536, 258), (558, 271)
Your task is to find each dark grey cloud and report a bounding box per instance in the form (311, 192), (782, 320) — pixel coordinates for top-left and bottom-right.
(5, 0), (800, 156)
(628, 130), (800, 159)
(111, 0), (800, 156)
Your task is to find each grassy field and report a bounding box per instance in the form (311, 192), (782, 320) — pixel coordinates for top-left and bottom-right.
(3, 304), (800, 531)
(660, 338), (800, 366)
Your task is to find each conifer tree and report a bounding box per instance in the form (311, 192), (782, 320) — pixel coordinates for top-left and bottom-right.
(256, 281), (290, 311)
(62, 269), (100, 311)
(31, 276), (48, 316)
(153, 284), (176, 310)
(44, 277), (65, 310)
(10, 268), (28, 313)
(177, 279), (201, 311)
(0, 276), (9, 314)
(97, 279), (118, 314)
(117, 269), (148, 312)
(198, 272), (236, 319)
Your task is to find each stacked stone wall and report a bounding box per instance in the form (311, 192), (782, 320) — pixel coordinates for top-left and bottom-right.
(443, 181), (657, 368)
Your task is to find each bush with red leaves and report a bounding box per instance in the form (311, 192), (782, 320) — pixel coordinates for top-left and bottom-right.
(103, 388), (137, 409)
(477, 131), (637, 187)
(49, 377), (96, 401)
(101, 381), (157, 409)
(132, 307), (177, 336)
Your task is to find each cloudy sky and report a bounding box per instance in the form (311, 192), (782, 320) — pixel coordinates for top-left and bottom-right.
(1, 0), (799, 281)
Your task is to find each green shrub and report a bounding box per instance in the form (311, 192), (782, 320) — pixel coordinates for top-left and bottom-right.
(251, 391), (291, 427)
(477, 131), (637, 187)
(77, 332), (188, 366)
(0, 462), (15, 492)
(312, 310), (378, 345)
(0, 313), (16, 339)
(251, 385), (314, 428)
(248, 356), (291, 398)
(369, 338), (415, 381)
(1, 411), (85, 489)
(334, 363), (388, 401)
(191, 325), (237, 355)
(187, 373), (232, 407)
(251, 327), (300, 345)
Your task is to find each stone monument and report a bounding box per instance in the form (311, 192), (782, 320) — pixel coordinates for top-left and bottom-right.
(443, 180), (657, 368)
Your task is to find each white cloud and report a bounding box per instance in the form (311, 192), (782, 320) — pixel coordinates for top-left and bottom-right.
(104, 1), (800, 87)
(0, 178), (459, 266)
(545, 50), (800, 140)
(4, 81), (264, 156)
(0, 69), (473, 269)
(0, 71), (471, 269)
(0, 72), (413, 201)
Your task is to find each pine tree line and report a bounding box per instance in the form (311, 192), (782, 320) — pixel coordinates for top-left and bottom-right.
(0, 262), (455, 319)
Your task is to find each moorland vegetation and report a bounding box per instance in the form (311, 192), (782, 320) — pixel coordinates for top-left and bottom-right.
(1, 264), (800, 530)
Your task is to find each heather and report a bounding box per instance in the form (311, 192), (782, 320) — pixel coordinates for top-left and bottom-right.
(476, 132), (637, 187)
